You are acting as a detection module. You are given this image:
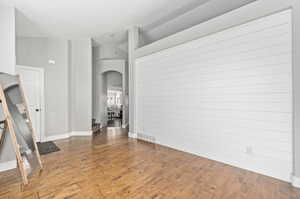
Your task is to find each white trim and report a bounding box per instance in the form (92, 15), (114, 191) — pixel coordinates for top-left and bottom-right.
(128, 26), (139, 137)
(122, 123), (128, 129)
(128, 131), (137, 139)
(44, 131), (93, 142)
(43, 133), (70, 142)
(292, 176), (300, 188)
(16, 65), (45, 143)
(0, 160), (17, 172)
(137, 132), (156, 144)
(70, 131), (93, 136)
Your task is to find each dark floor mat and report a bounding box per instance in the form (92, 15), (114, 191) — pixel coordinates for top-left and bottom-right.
(37, 141), (60, 155)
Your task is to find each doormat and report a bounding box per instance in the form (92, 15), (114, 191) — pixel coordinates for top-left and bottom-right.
(37, 141), (60, 155)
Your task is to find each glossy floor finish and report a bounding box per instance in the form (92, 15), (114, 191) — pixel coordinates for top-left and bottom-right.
(1, 127), (300, 199)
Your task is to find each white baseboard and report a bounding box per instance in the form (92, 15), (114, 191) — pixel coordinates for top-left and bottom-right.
(122, 123), (129, 128)
(0, 160), (17, 172)
(154, 138), (292, 182)
(292, 175), (300, 188)
(43, 133), (70, 142)
(70, 131), (93, 136)
(137, 132), (156, 143)
(44, 131), (93, 142)
(128, 132), (137, 139)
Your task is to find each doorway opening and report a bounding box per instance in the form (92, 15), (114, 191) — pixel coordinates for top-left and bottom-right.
(99, 70), (124, 129)
(91, 57), (128, 132)
(107, 89), (122, 127)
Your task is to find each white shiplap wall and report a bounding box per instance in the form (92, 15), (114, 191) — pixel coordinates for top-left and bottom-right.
(136, 10), (292, 181)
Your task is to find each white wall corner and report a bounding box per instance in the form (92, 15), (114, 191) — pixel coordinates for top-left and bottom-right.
(128, 131), (137, 139)
(70, 131), (93, 136)
(0, 160), (17, 172)
(292, 175), (300, 188)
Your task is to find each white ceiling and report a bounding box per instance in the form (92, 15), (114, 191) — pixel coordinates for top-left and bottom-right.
(1, 0), (208, 41)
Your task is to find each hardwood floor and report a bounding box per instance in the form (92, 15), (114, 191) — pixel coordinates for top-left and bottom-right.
(1, 127), (300, 199)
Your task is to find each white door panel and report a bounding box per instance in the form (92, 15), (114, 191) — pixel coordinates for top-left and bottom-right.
(136, 10), (292, 181)
(16, 66), (43, 142)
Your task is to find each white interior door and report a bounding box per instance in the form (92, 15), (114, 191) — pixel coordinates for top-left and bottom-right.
(16, 66), (44, 142)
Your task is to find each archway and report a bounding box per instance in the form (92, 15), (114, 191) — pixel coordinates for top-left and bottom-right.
(92, 59), (128, 131)
(101, 71), (123, 127)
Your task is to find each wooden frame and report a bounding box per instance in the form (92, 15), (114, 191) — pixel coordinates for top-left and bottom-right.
(0, 75), (43, 185)
(0, 84), (28, 184)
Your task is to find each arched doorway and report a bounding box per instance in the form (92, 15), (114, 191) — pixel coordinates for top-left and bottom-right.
(92, 59), (128, 131)
(102, 71), (123, 127)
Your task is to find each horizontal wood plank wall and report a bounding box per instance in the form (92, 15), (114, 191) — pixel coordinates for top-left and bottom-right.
(135, 10), (292, 182)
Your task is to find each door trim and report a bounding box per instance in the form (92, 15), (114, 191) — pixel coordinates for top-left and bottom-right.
(16, 65), (45, 142)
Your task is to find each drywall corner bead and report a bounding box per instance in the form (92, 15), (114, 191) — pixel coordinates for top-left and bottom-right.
(292, 175), (300, 188)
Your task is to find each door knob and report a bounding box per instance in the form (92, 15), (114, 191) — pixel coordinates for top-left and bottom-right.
(35, 109), (40, 112)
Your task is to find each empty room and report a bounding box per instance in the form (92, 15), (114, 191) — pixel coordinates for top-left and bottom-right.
(1, 0), (300, 198)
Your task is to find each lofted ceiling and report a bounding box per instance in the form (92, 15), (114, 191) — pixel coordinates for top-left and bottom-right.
(140, 0), (257, 44)
(0, 0), (208, 40)
(1, 0), (257, 47)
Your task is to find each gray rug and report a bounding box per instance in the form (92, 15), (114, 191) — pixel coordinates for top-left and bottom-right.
(37, 141), (60, 155)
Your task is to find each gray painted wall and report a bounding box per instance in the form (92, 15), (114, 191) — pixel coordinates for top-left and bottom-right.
(16, 37), (69, 138)
(69, 39), (92, 132)
(16, 37), (92, 135)
(106, 71), (122, 90)
(134, 0), (300, 179)
(0, 5), (15, 75)
(99, 43), (127, 60)
(0, 6), (16, 164)
(2, 37), (92, 165)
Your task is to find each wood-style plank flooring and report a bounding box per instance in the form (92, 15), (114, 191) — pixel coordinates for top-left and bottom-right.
(1, 127), (300, 199)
